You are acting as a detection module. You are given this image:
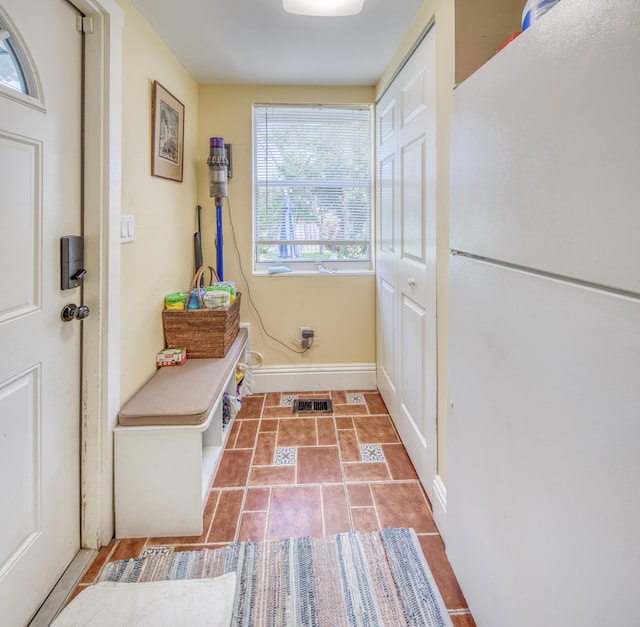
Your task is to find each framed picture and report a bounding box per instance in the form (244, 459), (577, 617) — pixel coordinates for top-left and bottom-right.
(151, 81), (184, 181)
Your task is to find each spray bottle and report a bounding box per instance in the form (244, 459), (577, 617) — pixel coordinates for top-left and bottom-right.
(522, 0), (562, 30)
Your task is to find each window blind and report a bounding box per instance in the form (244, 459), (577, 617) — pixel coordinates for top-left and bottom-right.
(253, 104), (372, 269)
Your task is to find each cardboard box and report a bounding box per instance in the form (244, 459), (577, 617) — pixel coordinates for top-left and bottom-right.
(156, 348), (187, 367)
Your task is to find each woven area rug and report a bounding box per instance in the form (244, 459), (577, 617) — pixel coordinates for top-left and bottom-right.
(100, 527), (452, 627)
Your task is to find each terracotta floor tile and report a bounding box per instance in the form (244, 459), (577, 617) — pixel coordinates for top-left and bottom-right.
(342, 462), (391, 482)
(333, 403), (369, 416)
(244, 487), (270, 511)
(224, 420), (240, 449)
(382, 443), (419, 480)
(371, 482), (437, 533)
(264, 392), (281, 406)
(316, 417), (337, 445)
(297, 446), (342, 484)
(418, 534), (469, 610)
(202, 490), (221, 536)
(254, 432), (277, 466)
(234, 419), (259, 449)
(267, 486), (323, 540)
(262, 405), (296, 418)
(331, 390), (347, 404)
(322, 485), (351, 536)
(80, 540), (116, 584)
(335, 416), (354, 429)
(353, 415), (399, 443)
(346, 483), (373, 507)
(351, 507), (380, 532)
(213, 449), (252, 488)
(249, 465), (296, 486)
(238, 511), (268, 542)
(259, 419), (279, 433)
(363, 392), (388, 415)
(208, 489), (244, 543)
(338, 430), (361, 462)
(238, 394), (264, 419)
(110, 538), (147, 561)
(277, 417), (317, 447)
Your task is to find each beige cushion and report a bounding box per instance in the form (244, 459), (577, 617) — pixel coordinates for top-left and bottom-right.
(118, 327), (247, 426)
(51, 572), (236, 627)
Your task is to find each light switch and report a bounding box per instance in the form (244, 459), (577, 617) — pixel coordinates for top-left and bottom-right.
(120, 215), (134, 244)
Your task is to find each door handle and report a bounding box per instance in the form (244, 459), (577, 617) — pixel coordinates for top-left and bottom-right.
(408, 277), (416, 287)
(61, 303), (90, 322)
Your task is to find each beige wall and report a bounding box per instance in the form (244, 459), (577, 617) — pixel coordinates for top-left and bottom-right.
(376, 0), (455, 484)
(116, 0), (200, 401)
(196, 85), (376, 368)
(455, 0), (522, 84)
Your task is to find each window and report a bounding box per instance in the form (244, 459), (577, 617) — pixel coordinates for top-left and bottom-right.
(253, 104), (373, 274)
(0, 25), (27, 94)
(0, 15), (40, 102)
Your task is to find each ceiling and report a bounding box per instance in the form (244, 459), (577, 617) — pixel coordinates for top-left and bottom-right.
(130, 0), (423, 86)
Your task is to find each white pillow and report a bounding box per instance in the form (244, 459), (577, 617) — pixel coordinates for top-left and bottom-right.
(51, 572), (236, 627)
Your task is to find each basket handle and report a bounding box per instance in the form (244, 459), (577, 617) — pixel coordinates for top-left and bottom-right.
(188, 265), (220, 308)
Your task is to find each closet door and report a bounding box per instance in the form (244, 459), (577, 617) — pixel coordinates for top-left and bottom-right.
(376, 26), (437, 497)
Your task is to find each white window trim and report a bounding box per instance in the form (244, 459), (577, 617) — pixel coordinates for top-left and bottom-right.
(252, 102), (375, 276)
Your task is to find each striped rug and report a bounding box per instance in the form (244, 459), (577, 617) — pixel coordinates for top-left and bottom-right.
(100, 527), (453, 627)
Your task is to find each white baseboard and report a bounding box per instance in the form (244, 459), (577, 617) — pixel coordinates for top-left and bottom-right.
(251, 363), (376, 393)
(432, 474), (447, 542)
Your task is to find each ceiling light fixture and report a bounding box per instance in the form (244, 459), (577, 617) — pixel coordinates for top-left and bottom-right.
(283, 0), (364, 17)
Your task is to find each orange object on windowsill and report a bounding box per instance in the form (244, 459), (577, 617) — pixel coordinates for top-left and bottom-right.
(497, 32), (521, 53)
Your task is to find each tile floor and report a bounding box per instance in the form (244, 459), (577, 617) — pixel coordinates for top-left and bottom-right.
(76, 390), (476, 626)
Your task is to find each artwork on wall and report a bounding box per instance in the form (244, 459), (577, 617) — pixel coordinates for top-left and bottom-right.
(151, 81), (184, 181)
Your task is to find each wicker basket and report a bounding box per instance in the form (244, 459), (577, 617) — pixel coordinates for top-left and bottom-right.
(162, 266), (240, 358)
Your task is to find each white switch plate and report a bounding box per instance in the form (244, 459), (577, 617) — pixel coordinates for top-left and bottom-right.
(120, 215), (134, 244)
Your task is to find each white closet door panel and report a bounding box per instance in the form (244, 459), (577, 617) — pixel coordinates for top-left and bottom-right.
(376, 276), (398, 411)
(447, 255), (640, 627)
(450, 0), (640, 294)
(376, 24), (437, 498)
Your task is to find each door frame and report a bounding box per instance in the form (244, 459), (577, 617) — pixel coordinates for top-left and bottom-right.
(69, 0), (123, 549)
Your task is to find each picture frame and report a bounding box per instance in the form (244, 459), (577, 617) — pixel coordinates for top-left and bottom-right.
(151, 81), (184, 182)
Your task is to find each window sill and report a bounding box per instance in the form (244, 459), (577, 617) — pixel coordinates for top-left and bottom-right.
(252, 268), (375, 277)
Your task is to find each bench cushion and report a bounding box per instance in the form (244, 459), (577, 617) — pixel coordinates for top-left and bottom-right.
(118, 328), (247, 426)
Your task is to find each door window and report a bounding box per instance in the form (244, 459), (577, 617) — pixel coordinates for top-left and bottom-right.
(0, 30), (26, 93)
(0, 15), (39, 101)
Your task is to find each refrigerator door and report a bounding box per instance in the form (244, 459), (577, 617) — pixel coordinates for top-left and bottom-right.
(450, 0), (640, 295)
(447, 255), (640, 626)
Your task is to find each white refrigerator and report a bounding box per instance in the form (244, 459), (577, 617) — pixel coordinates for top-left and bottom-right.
(447, 0), (640, 625)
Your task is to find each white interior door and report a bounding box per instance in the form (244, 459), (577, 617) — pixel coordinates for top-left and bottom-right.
(376, 26), (437, 497)
(0, 1), (83, 624)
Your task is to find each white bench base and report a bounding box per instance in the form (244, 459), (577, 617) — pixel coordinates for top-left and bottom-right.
(114, 329), (248, 538)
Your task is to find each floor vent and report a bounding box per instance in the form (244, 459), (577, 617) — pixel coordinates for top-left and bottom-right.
(292, 398), (333, 414)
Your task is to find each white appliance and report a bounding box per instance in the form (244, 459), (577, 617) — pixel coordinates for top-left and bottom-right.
(447, 1), (640, 625)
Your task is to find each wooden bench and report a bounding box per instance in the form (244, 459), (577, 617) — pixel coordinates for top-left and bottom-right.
(114, 327), (248, 538)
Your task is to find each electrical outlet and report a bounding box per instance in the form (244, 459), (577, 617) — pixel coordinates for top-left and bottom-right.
(299, 327), (314, 349)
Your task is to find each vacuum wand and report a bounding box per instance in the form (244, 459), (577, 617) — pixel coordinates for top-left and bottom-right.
(207, 137), (228, 280)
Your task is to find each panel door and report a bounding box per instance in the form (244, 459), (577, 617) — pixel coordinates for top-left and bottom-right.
(376, 26), (437, 496)
(0, 1), (83, 624)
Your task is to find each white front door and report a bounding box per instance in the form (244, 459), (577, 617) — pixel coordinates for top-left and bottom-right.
(376, 26), (438, 498)
(0, 0), (83, 624)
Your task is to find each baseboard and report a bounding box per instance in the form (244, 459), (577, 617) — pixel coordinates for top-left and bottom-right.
(251, 363), (376, 393)
(432, 474), (447, 543)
